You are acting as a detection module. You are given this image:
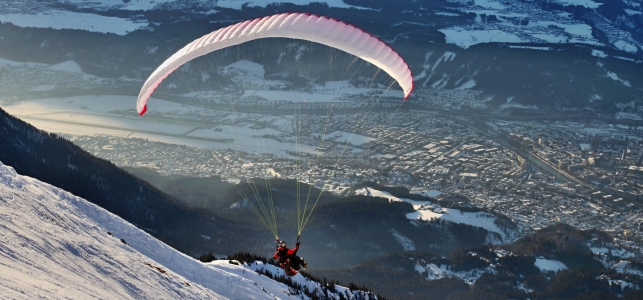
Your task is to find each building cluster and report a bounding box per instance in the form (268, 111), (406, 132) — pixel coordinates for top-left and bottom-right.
(499, 121), (643, 205)
(64, 109), (643, 256)
(413, 89), (485, 110)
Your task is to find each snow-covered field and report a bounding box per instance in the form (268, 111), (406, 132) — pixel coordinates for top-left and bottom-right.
(187, 126), (322, 156)
(556, 0), (602, 9)
(0, 57), (47, 67)
(355, 188), (507, 241)
(49, 60), (101, 80)
(439, 21), (601, 49)
(244, 90), (347, 102)
(411, 190), (443, 198)
(0, 1), (370, 35)
(1, 95), (328, 157)
(61, 0), (178, 11)
(534, 258), (568, 272)
(415, 262), (490, 284)
(415, 249), (572, 285)
(590, 246), (636, 259)
(324, 131), (374, 145)
(439, 28), (522, 49)
(0, 10), (147, 35)
(3, 96), (194, 134)
(438, 0), (625, 50)
(216, 0), (371, 10)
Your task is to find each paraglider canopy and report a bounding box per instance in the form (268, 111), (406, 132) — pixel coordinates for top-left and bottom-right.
(136, 12), (414, 116)
(135, 12), (416, 240)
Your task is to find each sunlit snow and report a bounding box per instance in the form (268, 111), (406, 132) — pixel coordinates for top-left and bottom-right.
(0, 57), (47, 67)
(606, 71), (631, 87)
(531, 33), (568, 43)
(390, 229), (416, 251)
(439, 28), (523, 49)
(0, 160), (301, 299)
(29, 85), (57, 92)
(509, 46), (551, 51)
(534, 258), (567, 272)
(223, 59), (266, 76)
(456, 79), (476, 90)
(625, 9), (642, 15)
(415, 262), (488, 284)
(324, 131), (374, 145)
(556, 0), (602, 9)
(0, 11), (147, 35)
(614, 40), (639, 54)
(434, 12), (460, 17)
(591, 49), (608, 58)
(473, 0), (506, 10)
(49, 60), (101, 80)
(356, 188), (506, 239)
(216, 0), (372, 10)
(55, 0), (178, 11)
(410, 190), (443, 198)
(1, 95), (323, 157)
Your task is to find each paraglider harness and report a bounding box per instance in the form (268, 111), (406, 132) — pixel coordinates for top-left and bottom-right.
(274, 235), (306, 276)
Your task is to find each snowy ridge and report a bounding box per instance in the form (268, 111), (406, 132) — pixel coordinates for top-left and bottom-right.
(0, 160), (304, 299)
(0, 159), (380, 299)
(247, 261), (381, 299)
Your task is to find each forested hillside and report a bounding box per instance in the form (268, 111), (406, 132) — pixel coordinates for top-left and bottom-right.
(312, 224), (643, 300)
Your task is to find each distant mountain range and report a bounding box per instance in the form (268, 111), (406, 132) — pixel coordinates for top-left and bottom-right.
(0, 0), (642, 116)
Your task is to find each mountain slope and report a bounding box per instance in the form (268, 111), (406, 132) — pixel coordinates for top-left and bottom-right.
(0, 106), (266, 258)
(0, 160), (286, 299)
(0, 159), (385, 299)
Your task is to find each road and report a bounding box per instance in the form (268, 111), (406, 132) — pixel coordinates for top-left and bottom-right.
(446, 113), (592, 190)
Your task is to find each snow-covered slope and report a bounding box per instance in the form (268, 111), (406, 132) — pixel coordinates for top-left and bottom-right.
(0, 160), (301, 299)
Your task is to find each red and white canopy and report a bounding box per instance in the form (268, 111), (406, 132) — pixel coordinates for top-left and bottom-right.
(137, 12), (413, 115)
